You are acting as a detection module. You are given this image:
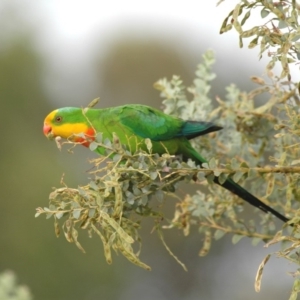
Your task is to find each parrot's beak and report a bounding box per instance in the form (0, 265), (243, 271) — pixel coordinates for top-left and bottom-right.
(43, 123), (55, 139)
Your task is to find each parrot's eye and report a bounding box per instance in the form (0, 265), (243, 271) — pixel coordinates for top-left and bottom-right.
(55, 116), (63, 122)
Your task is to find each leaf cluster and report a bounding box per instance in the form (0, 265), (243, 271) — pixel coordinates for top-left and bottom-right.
(36, 135), (209, 270)
(0, 270), (32, 300)
(220, 0), (300, 80)
(157, 49), (300, 295)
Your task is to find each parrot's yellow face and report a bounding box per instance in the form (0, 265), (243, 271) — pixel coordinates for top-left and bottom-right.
(43, 108), (95, 146)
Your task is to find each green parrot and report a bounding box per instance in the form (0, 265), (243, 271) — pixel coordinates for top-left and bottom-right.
(43, 104), (289, 223)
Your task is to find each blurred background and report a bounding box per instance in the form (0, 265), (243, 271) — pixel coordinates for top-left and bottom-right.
(0, 0), (295, 299)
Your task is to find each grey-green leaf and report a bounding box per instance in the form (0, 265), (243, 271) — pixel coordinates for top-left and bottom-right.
(232, 234), (244, 244)
(261, 8), (270, 18)
(89, 141), (98, 151)
(214, 229), (226, 240)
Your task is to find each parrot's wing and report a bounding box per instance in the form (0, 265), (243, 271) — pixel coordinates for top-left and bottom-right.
(118, 105), (222, 141)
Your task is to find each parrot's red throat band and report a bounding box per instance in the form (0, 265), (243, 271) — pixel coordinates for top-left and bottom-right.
(73, 128), (96, 147)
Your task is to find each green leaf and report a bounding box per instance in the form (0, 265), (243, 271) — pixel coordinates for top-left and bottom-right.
(95, 132), (103, 143)
(240, 161), (249, 169)
(231, 158), (239, 169)
(87, 208), (95, 218)
(125, 191), (134, 204)
(55, 212), (64, 219)
(240, 26), (259, 38)
(248, 168), (257, 179)
(206, 173), (215, 184)
(187, 159), (196, 168)
(197, 171), (206, 181)
(239, 35), (243, 48)
(87, 97), (99, 108)
(220, 24), (233, 34)
(78, 188), (88, 199)
(241, 10), (250, 26)
(233, 171), (244, 183)
(220, 14), (230, 34)
(144, 138), (152, 152)
(49, 204), (56, 210)
(214, 229), (226, 240)
(202, 163), (209, 169)
(140, 195), (148, 206)
(208, 157), (217, 169)
(248, 36), (259, 49)
(89, 181), (98, 191)
(289, 279), (300, 300)
(71, 201), (81, 208)
(150, 171), (158, 180)
(261, 8), (270, 18)
(132, 161), (140, 169)
(73, 209), (81, 219)
(232, 234), (244, 244)
(113, 153), (122, 162)
(155, 190), (164, 202)
(233, 4), (243, 34)
(46, 213), (53, 219)
(213, 169), (222, 177)
(89, 141), (98, 151)
(218, 173), (228, 185)
(251, 237), (262, 246)
(133, 186), (141, 196)
(291, 35), (300, 42)
(104, 138), (112, 148)
(278, 20), (288, 29)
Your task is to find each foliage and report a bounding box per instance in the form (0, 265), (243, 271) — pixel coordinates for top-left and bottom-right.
(37, 1), (300, 298)
(218, 1), (300, 298)
(37, 49), (298, 272)
(219, 0), (300, 80)
(36, 140), (195, 271)
(0, 271), (32, 300)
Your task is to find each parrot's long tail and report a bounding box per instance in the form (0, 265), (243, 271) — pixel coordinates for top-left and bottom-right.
(184, 145), (290, 224)
(214, 177), (289, 223)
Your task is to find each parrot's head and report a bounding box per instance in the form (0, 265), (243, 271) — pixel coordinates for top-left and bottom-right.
(43, 107), (95, 146)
